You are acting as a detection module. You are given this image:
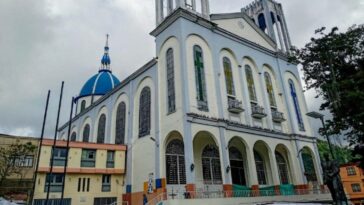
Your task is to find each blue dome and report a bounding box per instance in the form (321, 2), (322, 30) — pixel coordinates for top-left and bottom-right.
(78, 70), (120, 98)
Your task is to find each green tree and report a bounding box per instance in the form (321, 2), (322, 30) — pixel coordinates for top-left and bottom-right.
(0, 141), (37, 186)
(291, 25), (364, 167)
(317, 140), (358, 165)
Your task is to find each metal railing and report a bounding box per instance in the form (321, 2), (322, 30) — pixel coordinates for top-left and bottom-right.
(228, 98), (244, 113)
(145, 188), (330, 205)
(271, 110), (285, 122)
(251, 104), (267, 118)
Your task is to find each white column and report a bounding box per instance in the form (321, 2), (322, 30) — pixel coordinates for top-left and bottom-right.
(269, 149), (281, 185)
(167, 0), (173, 14)
(201, 0), (210, 19)
(191, 0), (196, 10)
(155, 0), (164, 25)
(246, 147), (258, 186)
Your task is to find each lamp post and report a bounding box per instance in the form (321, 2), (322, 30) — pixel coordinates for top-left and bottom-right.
(306, 111), (335, 159)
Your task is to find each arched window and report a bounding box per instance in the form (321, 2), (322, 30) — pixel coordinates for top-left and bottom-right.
(229, 147), (246, 186)
(97, 114), (106, 143)
(301, 149), (317, 182)
(258, 13), (267, 32)
(223, 57), (235, 96)
(166, 48), (176, 113)
(80, 100), (86, 112)
(245, 65), (257, 102)
(83, 124), (90, 142)
(194, 45), (208, 111)
(202, 145), (222, 184)
(115, 102), (126, 144)
(288, 79), (305, 131)
(139, 87), (151, 137)
(166, 139), (186, 184)
(264, 72), (276, 107)
(275, 152), (289, 184)
(70, 132), (77, 141)
(254, 151), (267, 185)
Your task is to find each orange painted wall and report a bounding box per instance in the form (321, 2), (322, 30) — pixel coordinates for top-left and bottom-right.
(340, 163), (364, 204)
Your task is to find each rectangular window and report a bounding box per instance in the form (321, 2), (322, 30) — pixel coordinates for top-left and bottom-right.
(81, 149), (96, 167)
(346, 166), (356, 176)
(351, 183), (361, 192)
(102, 175), (111, 192)
(52, 147), (67, 166)
(106, 151), (115, 168)
(44, 173), (64, 192)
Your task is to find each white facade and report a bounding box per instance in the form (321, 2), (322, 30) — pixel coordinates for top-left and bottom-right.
(58, 0), (324, 203)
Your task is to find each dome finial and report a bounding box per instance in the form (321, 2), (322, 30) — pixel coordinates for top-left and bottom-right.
(100, 34), (111, 71)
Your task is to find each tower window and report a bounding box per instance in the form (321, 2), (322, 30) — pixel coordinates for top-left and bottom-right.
(80, 100), (86, 112)
(97, 114), (106, 143)
(115, 102), (126, 144)
(223, 57), (235, 96)
(82, 124), (90, 142)
(288, 79), (305, 131)
(194, 45), (208, 111)
(264, 72), (277, 107)
(139, 87), (151, 137)
(70, 132), (77, 141)
(166, 48), (176, 113)
(245, 65), (257, 102)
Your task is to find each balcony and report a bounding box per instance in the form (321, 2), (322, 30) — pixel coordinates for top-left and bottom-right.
(227, 98), (244, 113)
(81, 159), (95, 167)
(271, 110), (286, 123)
(251, 104), (267, 119)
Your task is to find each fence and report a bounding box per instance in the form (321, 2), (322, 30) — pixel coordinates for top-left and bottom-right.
(145, 187), (330, 205)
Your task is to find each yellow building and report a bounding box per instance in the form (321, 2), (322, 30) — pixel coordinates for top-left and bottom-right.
(33, 139), (126, 205)
(0, 134), (39, 202)
(340, 163), (364, 205)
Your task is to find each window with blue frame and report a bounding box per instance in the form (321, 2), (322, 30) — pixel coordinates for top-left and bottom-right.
(288, 79), (305, 131)
(139, 87), (151, 137)
(193, 45), (208, 111)
(97, 114), (106, 143)
(115, 102), (126, 144)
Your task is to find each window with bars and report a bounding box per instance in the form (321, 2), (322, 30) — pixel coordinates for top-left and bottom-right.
(245, 65), (257, 102)
(254, 151), (267, 185)
(166, 48), (176, 113)
(194, 45), (208, 111)
(347, 166), (356, 176)
(202, 145), (222, 184)
(288, 79), (305, 131)
(275, 152), (289, 184)
(78, 177), (90, 192)
(102, 174), (111, 192)
(264, 72), (277, 107)
(81, 149), (96, 167)
(139, 87), (151, 137)
(351, 183), (361, 192)
(97, 114), (106, 143)
(52, 147), (67, 166)
(115, 102), (126, 144)
(301, 151), (317, 182)
(223, 57), (235, 96)
(229, 147), (246, 186)
(166, 139), (186, 185)
(44, 173), (64, 192)
(70, 132), (76, 141)
(82, 124), (90, 142)
(106, 151), (115, 168)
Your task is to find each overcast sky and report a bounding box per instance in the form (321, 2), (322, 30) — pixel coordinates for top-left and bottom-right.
(0, 0), (363, 139)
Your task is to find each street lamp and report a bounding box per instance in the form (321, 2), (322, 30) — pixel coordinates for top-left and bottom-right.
(306, 111), (335, 159)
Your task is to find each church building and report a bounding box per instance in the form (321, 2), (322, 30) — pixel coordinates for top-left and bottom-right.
(51, 0), (332, 204)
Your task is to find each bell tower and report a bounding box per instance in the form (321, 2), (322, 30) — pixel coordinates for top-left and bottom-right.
(155, 0), (210, 26)
(242, 0), (292, 53)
